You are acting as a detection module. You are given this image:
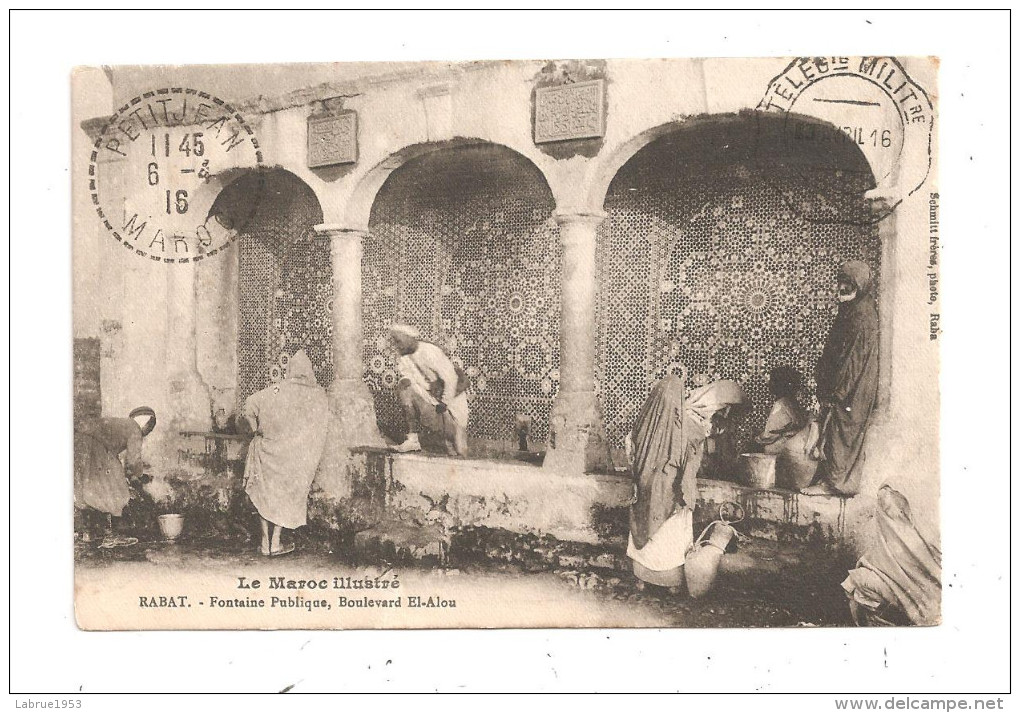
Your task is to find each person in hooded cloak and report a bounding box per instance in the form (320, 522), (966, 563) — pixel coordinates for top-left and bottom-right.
(74, 406), (156, 548)
(241, 350), (330, 556)
(842, 485), (941, 626)
(626, 375), (747, 591)
(804, 260), (880, 496)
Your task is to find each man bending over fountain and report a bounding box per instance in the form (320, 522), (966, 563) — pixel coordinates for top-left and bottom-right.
(387, 324), (470, 457)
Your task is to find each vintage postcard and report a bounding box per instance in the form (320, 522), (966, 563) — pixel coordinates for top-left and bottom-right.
(72, 56), (940, 630)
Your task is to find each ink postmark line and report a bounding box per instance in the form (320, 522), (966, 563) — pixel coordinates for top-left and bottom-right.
(88, 87), (264, 264)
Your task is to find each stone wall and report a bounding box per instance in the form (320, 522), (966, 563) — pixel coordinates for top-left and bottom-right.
(385, 454), (851, 550)
(144, 440), (854, 564)
(73, 338), (102, 421)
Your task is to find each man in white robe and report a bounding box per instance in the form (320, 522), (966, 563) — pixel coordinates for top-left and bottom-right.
(388, 324), (469, 456)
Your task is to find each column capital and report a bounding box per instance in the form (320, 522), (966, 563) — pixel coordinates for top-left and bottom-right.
(863, 187), (899, 222)
(313, 223), (371, 240)
(553, 210), (607, 228)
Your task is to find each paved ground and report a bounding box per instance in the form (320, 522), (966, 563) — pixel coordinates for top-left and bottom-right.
(74, 533), (854, 629)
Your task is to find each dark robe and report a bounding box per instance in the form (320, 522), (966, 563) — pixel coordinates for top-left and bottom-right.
(815, 262), (880, 495)
(629, 376), (703, 550)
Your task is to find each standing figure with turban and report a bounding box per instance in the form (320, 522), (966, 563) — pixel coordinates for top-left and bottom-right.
(803, 260), (880, 496)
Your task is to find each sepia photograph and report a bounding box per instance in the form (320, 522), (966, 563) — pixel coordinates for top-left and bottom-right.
(71, 54), (940, 632)
(6, 7), (1012, 701)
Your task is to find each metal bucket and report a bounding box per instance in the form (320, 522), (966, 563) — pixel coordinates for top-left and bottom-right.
(158, 514), (184, 541)
(741, 453), (777, 489)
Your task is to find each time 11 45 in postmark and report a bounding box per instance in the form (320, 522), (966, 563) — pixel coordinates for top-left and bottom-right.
(89, 88), (264, 264)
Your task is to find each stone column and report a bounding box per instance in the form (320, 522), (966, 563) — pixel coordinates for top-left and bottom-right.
(870, 194), (898, 417)
(166, 265), (212, 432)
(856, 190), (899, 500)
(544, 210), (612, 475)
(313, 224), (385, 498)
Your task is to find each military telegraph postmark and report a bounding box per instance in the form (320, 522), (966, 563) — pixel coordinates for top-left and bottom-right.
(758, 56), (935, 222)
(88, 87), (264, 263)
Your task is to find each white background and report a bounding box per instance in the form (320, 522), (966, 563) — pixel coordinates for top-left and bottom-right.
(5, 8), (1014, 704)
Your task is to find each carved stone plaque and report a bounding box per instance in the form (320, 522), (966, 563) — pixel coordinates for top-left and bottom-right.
(534, 79), (606, 144)
(307, 112), (358, 168)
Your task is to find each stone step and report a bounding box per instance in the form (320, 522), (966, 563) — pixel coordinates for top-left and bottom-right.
(446, 525), (845, 591)
(353, 517), (450, 566)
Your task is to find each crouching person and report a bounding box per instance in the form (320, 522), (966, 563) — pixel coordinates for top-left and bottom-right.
(755, 365), (819, 491)
(387, 324), (469, 457)
(74, 406), (157, 548)
(240, 350), (329, 557)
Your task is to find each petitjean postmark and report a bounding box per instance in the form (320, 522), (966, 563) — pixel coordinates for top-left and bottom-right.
(88, 87), (264, 263)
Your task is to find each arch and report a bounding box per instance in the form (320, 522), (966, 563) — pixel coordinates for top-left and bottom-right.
(209, 167), (324, 245)
(588, 111), (878, 217)
(593, 112), (884, 459)
(233, 168), (329, 405)
(343, 138), (553, 229)
(360, 141), (559, 453)
(586, 121), (686, 214)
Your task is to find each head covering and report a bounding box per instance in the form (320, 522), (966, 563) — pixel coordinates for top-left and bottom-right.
(843, 485), (942, 625)
(629, 374), (688, 549)
(767, 365), (799, 399)
(839, 260), (873, 296)
(128, 406), (157, 436)
(387, 323), (421, 340)
(685, 379), (747, 434)
(769, 365), (802, 395)
(285, 350), (319, 386)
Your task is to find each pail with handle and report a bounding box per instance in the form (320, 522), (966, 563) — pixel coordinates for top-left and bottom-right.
(684, 503), (744, 599)
(741, 453), (777, 488)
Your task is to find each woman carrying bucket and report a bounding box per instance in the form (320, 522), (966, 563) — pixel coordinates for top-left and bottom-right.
(626, 373), (747, 594)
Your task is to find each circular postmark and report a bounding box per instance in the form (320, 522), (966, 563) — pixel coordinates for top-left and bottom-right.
(757, 57), (935, 223)
(88, 88), (264, 263)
